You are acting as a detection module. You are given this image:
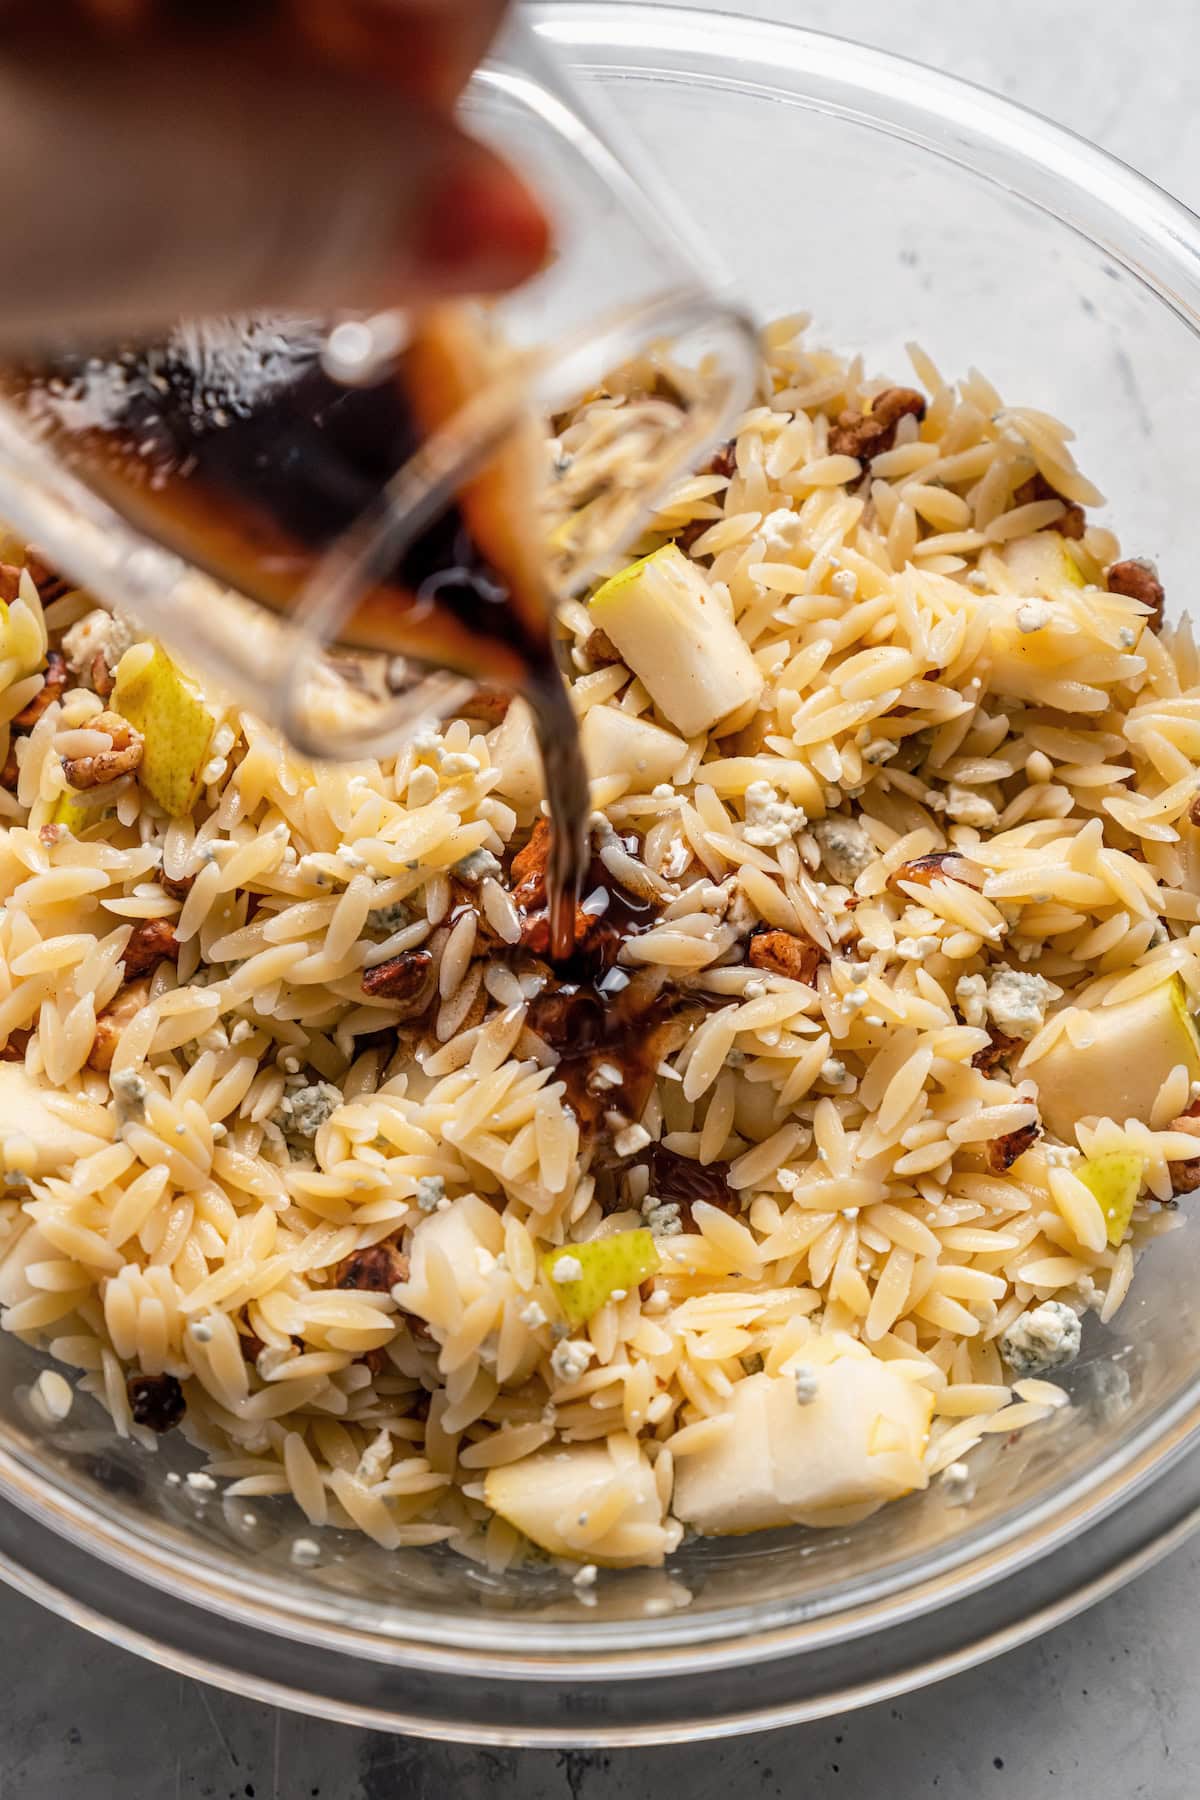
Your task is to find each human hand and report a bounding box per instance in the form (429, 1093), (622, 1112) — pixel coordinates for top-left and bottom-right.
(0, 0), (549, 345)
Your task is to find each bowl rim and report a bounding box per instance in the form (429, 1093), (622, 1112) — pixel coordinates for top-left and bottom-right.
(4, 0), (1200, 1695)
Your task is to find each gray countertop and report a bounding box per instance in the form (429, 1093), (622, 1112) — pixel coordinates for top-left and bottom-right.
(6, 2), (1200, 1794)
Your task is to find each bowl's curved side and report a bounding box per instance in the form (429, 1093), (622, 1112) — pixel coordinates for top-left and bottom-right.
(1, 2), (1200, 1736)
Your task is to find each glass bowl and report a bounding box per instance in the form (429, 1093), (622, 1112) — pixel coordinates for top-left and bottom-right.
(3, 1), (1200, 1745)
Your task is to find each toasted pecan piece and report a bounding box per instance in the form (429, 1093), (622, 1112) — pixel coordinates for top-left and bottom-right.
(828, 387), (926, 462)
(1107, 557), (1164, 631)
(1172, 1158), (1200, 1196)
(888, 851), (984, 893)
(1013, 472), (1086, 540)
(12, 651), (68, 734)
(459, 685), (511, 727)
(61, 710), (142, 789)
(987, 1121), (1041, 1173)
(747, 927), (822, 985)
(122, 920), (178, 980)
(971, 1030), (1022, 1075)
(159, 870), (196, 900)
(361, 947), (435, 1008)
(582, 627), (620, 666)
(336, 1242), (410, 1293)
(89, 979), (153, 1071)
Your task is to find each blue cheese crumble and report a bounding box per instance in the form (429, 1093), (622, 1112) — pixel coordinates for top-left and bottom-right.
(275, 1081), (341, 1142)
(1001, 1300), (1082, 1378)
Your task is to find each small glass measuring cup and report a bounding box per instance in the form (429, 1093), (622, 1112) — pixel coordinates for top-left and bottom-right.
(0, 12), (758, 761)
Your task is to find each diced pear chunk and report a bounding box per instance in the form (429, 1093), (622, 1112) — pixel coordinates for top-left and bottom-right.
(1033, 976), (1200, 1144)
(1077, 1151), (1144, 1246)
(580, 706), (686, 790)
(543, 1231), (660, 1326)
(1000, 531), (1085, 598)
(0, 1065), (101, 1177)
(673, 1342), (933, 1536)
(486, 698), (543, 820)
(485, 1437), (668, 1566)
(391, 1194), (504, 1334)
(588, 546), (763, 738)
(113, 644), (214, 818)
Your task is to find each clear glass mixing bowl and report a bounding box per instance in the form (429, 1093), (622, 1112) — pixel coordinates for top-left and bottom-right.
(3, 1), (1200, 1746)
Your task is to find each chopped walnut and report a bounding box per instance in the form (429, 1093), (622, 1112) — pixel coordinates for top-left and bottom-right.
(582, 627), (621, 667)
(459, 685), (511, 727)
(23, 548), (71, 603)
(703, 440), (738, 480)
(1013, 472), (1085, 539)
(987, 1121), (1041, 1173)
(122, 921), (178, 980)
(89, 652), (114, 699)
(889, 851), (984, 893)
(0, 1028), (30, 1064)
(60, 710), (143, 789)
(11, 651), (68, 733)
(0, 564), (20, 604)
(336, 1242), (410, 1292)
(159, 870), (196, 901)
(1172, 1159), (1200, 1196)
(361, 947), (435, 1007)
(747, 927), (822, 985)
(1107, 557), (1164, 632)
(88, 980), (152, 1071)
(970, 1030), (1022, 1075)
(828, 387), (926, 462)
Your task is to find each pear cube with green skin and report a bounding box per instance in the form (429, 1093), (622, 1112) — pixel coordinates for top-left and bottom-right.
(1077, 1151), (1145, 1247)
(113, 644), (215, 818)
(588, 545), (764, 739)
(1033, 976), (1200, 1144)
(542, 1231), (660, 1326)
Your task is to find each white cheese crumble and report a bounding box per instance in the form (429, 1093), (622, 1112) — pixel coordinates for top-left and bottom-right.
(645, 1201), (683, 1239)
(572, 1562), (598, 1588)
(453, 848), (502, 885)
(820, 1058), (847, 1086)
(944, 784), (1000, 829)
(110, 1068), (148, 1127)
(792, 1364), (819, 1405)
(813, 816), (873, 885)
(757, 507), (800, 558)
(1000, 1300), (1082, 1378)
(1015, 601), (1052, 634)
(185, 1471), (217, 1493)
(955, 973), (988, 1028)
(415, 1175), (446, 1213)
(519, 1300), (548, 1329)
(985, 966), (1060, 1041)
(275, 1081), (342, 1141)
(551, 1255), (584, 1284)
(550, 1339), (594, 1383)
(290, 1537), (322, 1567)
(743, 779), (807, 849)
(60, 607), (135, 679)
(613, 1122), (652, 1158)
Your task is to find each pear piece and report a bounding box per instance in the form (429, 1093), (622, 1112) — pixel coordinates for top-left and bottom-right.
(113, 644), (214, 818)
(485, 1438), (667, 1566)
(580, 705), (686, 790)
(1077, 1151), (1144, 1246)
(673, 1345), (933, 1537)
(543, 1231), (660, 1327)
(588, 546), (763, 738)
(1033, 976), (1200, 1144)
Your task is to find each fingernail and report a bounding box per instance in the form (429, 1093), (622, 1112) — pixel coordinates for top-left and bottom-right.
(415, 157), (550, 293)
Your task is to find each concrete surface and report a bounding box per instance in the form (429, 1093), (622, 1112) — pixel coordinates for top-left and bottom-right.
(5, 2), (1200, 1794)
